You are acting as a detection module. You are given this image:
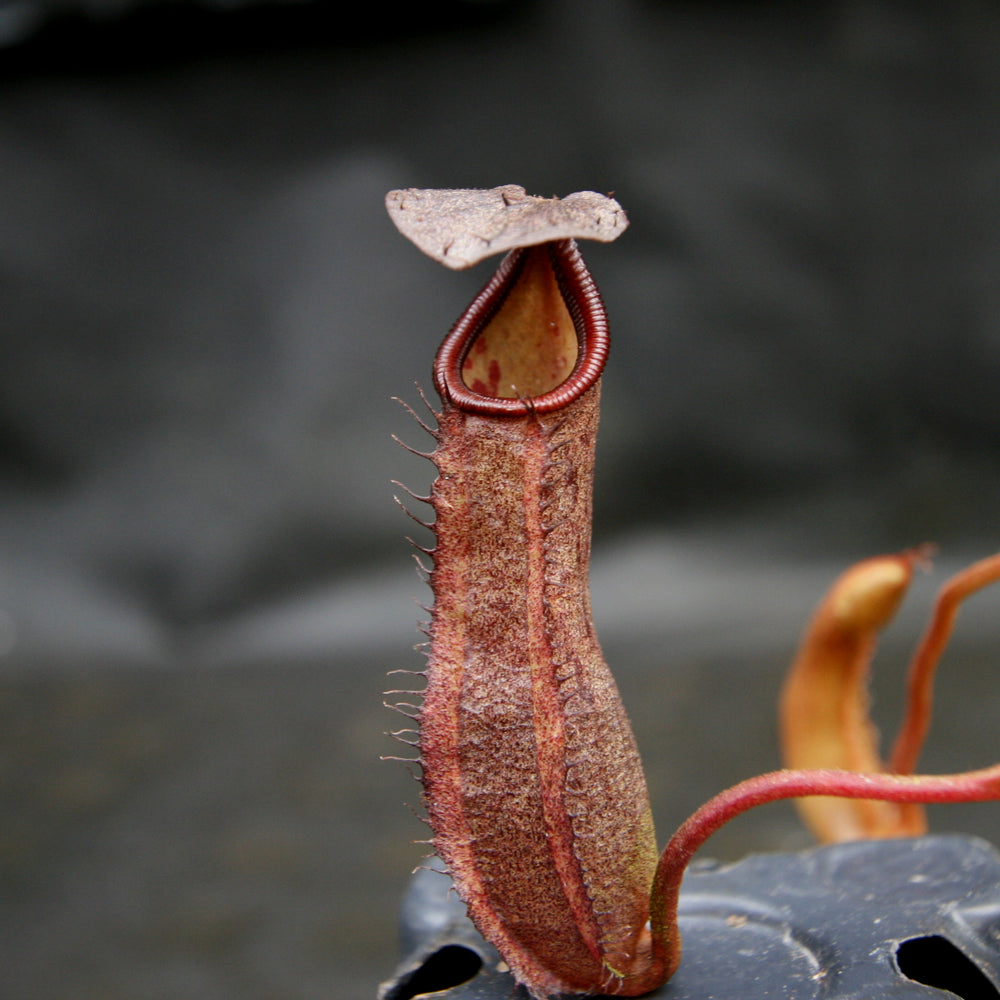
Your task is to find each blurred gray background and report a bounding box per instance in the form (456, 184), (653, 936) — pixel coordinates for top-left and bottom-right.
(2, 1), (1000, 998)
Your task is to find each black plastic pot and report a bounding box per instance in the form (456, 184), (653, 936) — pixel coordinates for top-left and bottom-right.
(379, 834), (1000, 999)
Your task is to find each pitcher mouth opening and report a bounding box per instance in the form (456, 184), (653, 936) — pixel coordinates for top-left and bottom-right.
(432, 238), (610, 416)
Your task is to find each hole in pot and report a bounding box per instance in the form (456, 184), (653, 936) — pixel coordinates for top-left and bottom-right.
(896, 935), (999, 1000)
(383, 944), (483, 999)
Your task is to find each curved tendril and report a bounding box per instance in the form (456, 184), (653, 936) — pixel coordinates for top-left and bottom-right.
(649, 763), (1000, 979)
(890, 551), (1000, 775)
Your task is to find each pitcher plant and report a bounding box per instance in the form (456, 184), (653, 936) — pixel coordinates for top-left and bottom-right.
(384, 186), (1000, 999)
